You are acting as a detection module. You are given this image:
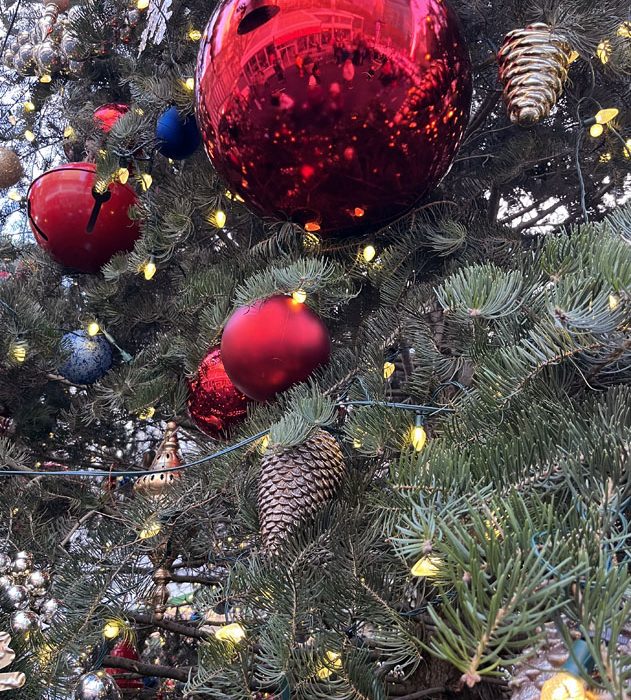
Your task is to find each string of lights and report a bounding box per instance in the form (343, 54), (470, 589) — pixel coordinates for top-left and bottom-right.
(0, 399), (454, 480)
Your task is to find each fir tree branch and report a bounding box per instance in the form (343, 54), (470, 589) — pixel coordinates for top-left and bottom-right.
(101, 654), (194, 683)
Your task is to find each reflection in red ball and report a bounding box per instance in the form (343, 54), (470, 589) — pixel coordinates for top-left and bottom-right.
(221, 296), (331, 402)
(27, 163), (141, 274)
(196, 0), (472, 237)
(94, 103), (130, 132)
(188, 347), (249, 437)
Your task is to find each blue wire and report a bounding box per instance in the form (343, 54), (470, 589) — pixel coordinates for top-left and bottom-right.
(0, 399), (452, 479)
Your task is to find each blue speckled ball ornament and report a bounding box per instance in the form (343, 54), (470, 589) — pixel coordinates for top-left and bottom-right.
(156, 106), (200, 160)
(58, 330), (112, 384)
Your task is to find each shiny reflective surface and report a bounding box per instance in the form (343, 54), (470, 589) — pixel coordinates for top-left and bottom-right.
(28, 163), (141, 274)
(196, 0), (471, 236)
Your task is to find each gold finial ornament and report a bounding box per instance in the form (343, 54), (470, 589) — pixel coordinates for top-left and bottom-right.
(134, 421), (182, 497)
(498, 23), (574, 126)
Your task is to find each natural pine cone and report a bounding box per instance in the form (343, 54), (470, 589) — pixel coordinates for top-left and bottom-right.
(510, 624), (575, 700)
(258, 430), (348, 553)
(498, 23), (573, 126)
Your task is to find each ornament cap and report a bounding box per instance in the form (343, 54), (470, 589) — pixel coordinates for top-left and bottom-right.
(237, 0), (280, 35)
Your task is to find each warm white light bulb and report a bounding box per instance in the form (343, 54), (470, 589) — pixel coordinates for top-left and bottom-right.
(362, 244), (377, 263)
(87, 322), (100, 337)
(292, 289), (307, 304)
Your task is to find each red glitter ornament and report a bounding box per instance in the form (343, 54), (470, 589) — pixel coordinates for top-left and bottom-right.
(94, 103), (130, 132)
(105, 640), (143, 689)
(188, 347), (248, 436)
(196, 0), (472, 237)
(221, 295), (331, 402)
(27, 163), (141, 274)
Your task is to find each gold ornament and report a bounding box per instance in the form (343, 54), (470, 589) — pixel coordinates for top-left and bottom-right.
(151, 566), (171, 620)
(258, 430), (348, 552)
(498, 23), (573, 126)
(0, 632), (25, 691)
(134, 421), (182, 497)
(0, 149), (23, 189)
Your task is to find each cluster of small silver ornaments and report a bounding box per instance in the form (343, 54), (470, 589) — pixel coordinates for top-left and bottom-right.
(2, 0), (141, 79)
(0, 551), (59, 635)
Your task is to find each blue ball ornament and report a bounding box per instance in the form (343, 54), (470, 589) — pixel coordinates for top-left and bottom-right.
(58, 330), (113, 385)
(156, 106), (200, 160)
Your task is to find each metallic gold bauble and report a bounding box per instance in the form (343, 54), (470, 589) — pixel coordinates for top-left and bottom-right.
(498, 23), (573, 126)
(73, 671), (122, 700)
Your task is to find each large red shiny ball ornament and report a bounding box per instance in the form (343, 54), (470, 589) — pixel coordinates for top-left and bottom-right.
(27, 163), (141, 274)
(105, 640), (143, 689)
(196, 0), (472, 237)
(221, 295), (331, 402)
(188, 347), (249, 437)
(94, 103), (129, 132)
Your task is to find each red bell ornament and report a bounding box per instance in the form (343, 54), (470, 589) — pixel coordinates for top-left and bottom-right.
(220, 295), (331, 402)
(188, 347), (249, 437)
(105, 640), (143, 689)
(27, 163), (141, 274)
(94, 103), (130, 132)
(195, 0), (472, 237)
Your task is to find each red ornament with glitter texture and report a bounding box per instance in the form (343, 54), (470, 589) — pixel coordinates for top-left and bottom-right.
(187, 347), (249, 437)
(195, 0), (472, 237)
(94, 103), (130, 132)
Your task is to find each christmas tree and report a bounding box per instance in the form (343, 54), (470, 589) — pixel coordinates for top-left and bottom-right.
(0, 0), (630, 698)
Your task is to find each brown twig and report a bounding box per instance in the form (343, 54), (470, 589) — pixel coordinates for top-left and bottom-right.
(101, 654), (194, 683)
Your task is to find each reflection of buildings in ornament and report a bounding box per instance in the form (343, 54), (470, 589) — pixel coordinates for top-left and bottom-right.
(203, 0), (452, 133)
(196, 0), (472, 236)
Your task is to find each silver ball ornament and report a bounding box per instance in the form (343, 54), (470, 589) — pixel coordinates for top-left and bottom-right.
(39, 597), (59, 620)
(11, 555), (30, 574)
(3, 51), (15, 69)
(16, 43), (35, 72)
(10, 610), (38, 634)
(3, 584), (28, 610)
(0, 553), (12, 573)
(73, 671), (122, 700)
(33, 40), (62, 74)
(17, 31), (31, 46)
(61, 32), (81, 60)
(27, 569), (50, 590)
(0, 575), (12, 590)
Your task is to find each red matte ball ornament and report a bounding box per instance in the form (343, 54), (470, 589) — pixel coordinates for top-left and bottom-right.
(195, 0), (472, 237)
(105, 640), (143, 689)
(27, 163), (141, 274)
(188, 347), (249, 437)
(94, 103), (130, 132)
(220, 295), (331, 402)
